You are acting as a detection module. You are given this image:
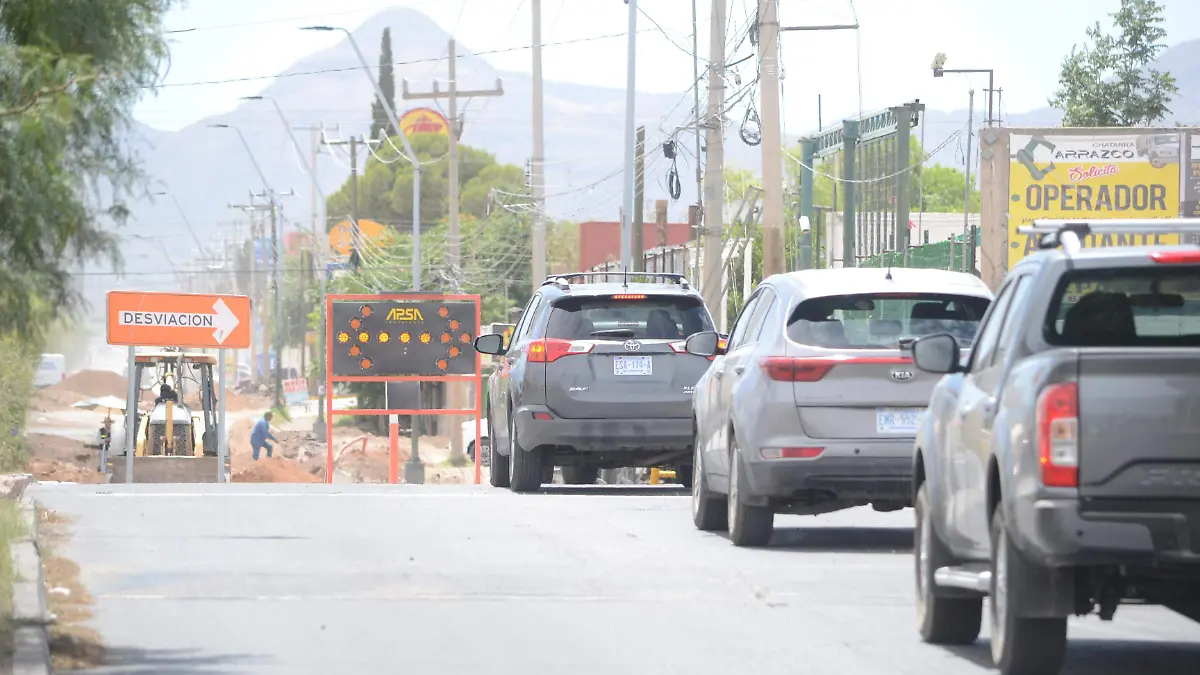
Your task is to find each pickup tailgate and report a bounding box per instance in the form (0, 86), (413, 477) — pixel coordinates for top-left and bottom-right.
(1079, 349), (1200, 500)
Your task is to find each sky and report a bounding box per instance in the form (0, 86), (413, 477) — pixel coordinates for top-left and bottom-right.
(134, 0), (1200, 136)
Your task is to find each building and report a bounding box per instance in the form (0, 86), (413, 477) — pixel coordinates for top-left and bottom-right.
(578, 220), (696, 272)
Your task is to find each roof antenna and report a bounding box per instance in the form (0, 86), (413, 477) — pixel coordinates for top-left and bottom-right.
(623, 265), (629, 289)
(885, 255), (894, 281)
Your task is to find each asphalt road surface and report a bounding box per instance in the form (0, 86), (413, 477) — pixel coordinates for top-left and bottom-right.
(31, 483), (1200, 675)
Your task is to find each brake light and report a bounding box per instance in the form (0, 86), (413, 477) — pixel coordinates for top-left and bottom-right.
(761, 447), (824, 459)
(610, 294), (646, 300)
(760, 356), (911, 382)
(669, 341), (687, 353)
(1036, 382), (1079, 487)
(527, 339), (595, 363)
(1149, 250), (1200, 264)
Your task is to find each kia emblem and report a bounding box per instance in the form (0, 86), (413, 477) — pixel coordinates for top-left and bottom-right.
(623, 340), (641, 352)
(890, 370), (914, 382)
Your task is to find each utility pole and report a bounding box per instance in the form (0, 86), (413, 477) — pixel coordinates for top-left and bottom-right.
(690, 0), (704, 284)
(701, 0), (726, 319)
(321, 135), (365, 260)
(403, 39), (503, 461)
(531, 0), (547, 286)
(403, 39), (504, 288)
(758, 0), (785, 279)
(620, 0), (638, 271)
(962, 89), (975, 273)
(632, 126), (645, 272)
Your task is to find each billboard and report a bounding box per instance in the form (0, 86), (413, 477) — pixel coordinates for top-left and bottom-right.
(328, 218), (389, 258)
(399, 107), (450, 138)
(330, 300), (478, 377)
(1007, 132), (1183, 269)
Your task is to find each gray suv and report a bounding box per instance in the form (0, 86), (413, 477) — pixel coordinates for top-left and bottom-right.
(473, 273), (717, 492)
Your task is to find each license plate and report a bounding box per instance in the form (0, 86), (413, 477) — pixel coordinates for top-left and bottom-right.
(876, 407), (922, 434)
(614, 355), (652, 376)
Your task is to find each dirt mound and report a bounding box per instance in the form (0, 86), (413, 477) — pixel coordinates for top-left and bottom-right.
(30, 389), (82, 412)
(232, 457), (319, 483)
(47, 370), (127, 399)
(27, 458), (105, 484)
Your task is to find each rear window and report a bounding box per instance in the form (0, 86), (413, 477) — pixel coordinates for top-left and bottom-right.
(1046, 266), (1200, 346)
(787, 293), (992, 348)
(545, 295), (715, 340)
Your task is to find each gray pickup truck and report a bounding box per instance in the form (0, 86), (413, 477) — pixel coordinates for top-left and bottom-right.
(908, 219), (1200, 675)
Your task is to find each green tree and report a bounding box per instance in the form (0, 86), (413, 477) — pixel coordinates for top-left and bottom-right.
(1049, 0), (1177, 127)
(369, 28), (397, 139)
(0, 0), (178, 341)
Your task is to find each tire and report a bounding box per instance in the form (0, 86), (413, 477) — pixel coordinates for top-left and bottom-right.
(488, 408), (509, 488)
(676, 462), (694, 489)
(914, 482), (982, 644)
(467, 442), (475, 462)
(562, 465), (599, 485)
(726, 437), (773, 547)
(989, 506), (1068, 675)
(507, 410), (543, 493)
(691, 434), (727, 531)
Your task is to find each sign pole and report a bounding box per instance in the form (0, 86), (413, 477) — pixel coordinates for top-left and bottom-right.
(325, 295), (334, 484)
(124, 346), (136, 484)
(387, 385), (399, 484)
(218, 348), (228, 483)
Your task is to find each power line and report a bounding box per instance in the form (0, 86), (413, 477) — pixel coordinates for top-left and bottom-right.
(150, 29), (662, 89)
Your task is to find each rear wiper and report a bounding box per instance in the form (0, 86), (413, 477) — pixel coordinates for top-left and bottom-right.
(590, 328), (635, 337)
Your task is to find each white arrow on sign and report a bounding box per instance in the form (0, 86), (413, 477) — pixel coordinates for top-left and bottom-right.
(211, 298), (240, 345)
(117, 298), (241, 345)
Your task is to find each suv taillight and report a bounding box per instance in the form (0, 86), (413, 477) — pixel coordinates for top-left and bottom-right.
(759, 355), (911, 382)
(1036, 382), (1079, 487)
(527, 338), (595, 363)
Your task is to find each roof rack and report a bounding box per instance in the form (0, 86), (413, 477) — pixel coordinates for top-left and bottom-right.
(1017, 218), (1200, 256)
(541, 271), (691, 290)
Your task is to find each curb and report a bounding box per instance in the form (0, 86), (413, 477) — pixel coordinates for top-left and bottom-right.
(9, 477), (52, 675)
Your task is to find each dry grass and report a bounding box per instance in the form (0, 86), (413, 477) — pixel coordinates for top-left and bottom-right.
(39, 508), (104, 672)
(0, 499), (27, 670)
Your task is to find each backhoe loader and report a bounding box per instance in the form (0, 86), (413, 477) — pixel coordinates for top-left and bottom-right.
(108, 349), (231, 482)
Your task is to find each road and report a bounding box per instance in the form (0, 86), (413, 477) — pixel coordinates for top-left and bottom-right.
(31, 483), (1200, 675)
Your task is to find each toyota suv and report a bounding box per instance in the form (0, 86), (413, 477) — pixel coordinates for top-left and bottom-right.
(473, 272), (718, 492)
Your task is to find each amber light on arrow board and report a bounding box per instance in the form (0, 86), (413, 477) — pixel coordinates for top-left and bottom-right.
(378, 332), (390, 343)
(360, 305), (374, 317)
(440, 332), (452, 344)
(360, 357), (373, 370)
(420, 332), (431, 344)
(350, 318), (362, 330)
(349, 345), (361, 357)
(337, 331), (350, 344)
(400, 332), (411, 343)
(438, 306), (449, 318)
(448, 346), (461, 358)
(449, 319), (460, 331)
(358, 332), (370, 343)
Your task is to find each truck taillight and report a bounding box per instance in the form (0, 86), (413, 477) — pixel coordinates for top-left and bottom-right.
(1036, 382), (1079, 487)
(527, 339), (594, 363)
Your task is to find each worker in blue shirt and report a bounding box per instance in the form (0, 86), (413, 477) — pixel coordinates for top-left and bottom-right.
(250, 411), (278, 460)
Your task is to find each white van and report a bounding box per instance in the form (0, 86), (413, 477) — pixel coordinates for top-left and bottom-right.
(35, 354), (66, 388)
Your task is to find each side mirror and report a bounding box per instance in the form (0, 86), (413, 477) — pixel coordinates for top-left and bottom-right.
(911, 333), (962, 374)
(473, 333), (507, 356)
(685, 331), (721, 357)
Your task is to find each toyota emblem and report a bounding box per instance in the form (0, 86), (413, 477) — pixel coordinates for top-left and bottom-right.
(623, 340), (642, 352)
(890, 370), (914, 382)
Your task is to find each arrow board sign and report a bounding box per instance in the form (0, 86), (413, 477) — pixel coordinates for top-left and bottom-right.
(107, 291), (252, 349)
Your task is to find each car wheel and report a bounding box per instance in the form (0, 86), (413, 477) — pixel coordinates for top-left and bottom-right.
(726, 437), (773, 547)
(990, 506), (1068, 675)
(479, 439), (490, 467)
(562, 465), (599, 485)
(914, 482), (982, 644)
(467, 441), (475, 462)
(507, 410), (543, 493)
(488, 408), (509, 488)
(691, 434), (727, 532)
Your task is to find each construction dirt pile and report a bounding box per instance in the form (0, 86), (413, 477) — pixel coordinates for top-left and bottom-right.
(233, 457), (319, 483)
(47, 370), (127, 399)
(30, 388), (83, 413)
(24, 434), (105, 484)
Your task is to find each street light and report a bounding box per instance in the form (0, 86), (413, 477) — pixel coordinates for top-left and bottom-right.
(152, 191), (208, 257)
(931, 53), (996, 127)
(207, 123), (270, 191)
(242, 94), (333, 441)
(209, 122), (285, 409)
(300, 24), (428, 485)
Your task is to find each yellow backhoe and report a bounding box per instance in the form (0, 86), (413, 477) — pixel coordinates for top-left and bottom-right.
(107, 349), (230, 482)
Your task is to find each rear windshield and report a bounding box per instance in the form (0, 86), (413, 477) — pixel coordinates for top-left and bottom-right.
(787, 293), (992, 348)
(1046, 266), (1200, 346)
(545, 295), (714, 340)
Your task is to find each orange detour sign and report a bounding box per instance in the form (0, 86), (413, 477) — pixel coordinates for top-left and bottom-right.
(107, 291), (252, 349)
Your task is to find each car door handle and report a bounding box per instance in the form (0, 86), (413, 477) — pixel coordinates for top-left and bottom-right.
(733, 365), (745, 375)
(713, 369), (724, 379)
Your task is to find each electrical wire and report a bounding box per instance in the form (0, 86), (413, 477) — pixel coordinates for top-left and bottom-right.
(783, 130), (963, 183)
(151, 29), (663, 89)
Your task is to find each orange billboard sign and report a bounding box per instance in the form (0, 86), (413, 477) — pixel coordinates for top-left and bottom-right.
(328, 218), (389, 257)
(107, 291), (252, 349)
(399, 107), (450, 138)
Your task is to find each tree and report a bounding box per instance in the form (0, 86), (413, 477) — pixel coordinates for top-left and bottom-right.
(0, 0), (178, 342)
(369, 28), (397, 139)
(1049, 0), (1177, 127)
